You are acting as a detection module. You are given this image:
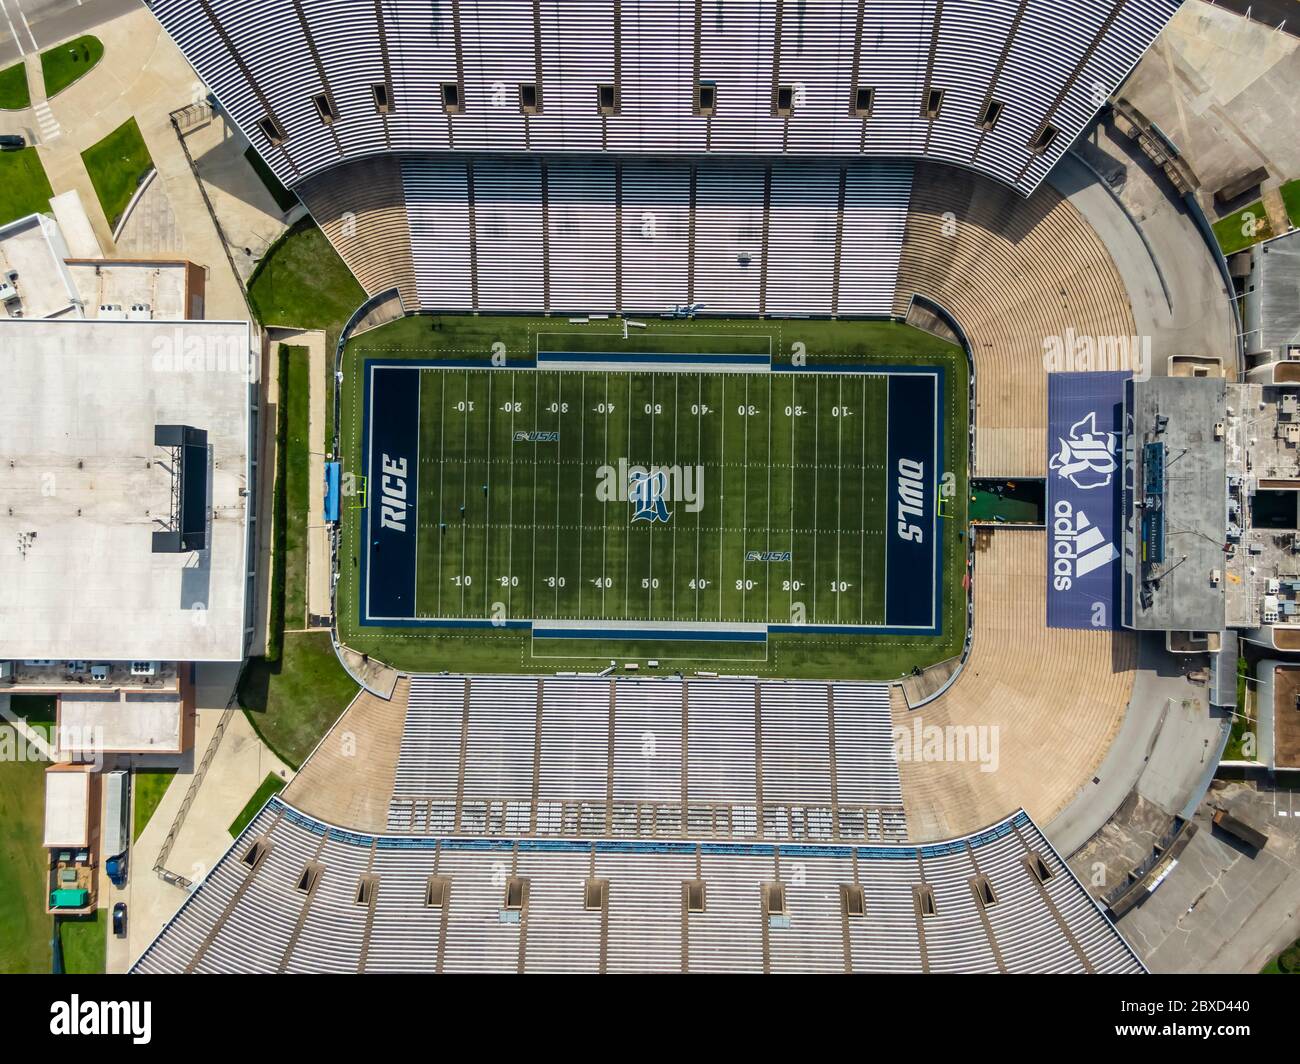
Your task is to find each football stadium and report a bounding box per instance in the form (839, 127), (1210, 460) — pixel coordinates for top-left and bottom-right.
(5, 0), (1298, 993)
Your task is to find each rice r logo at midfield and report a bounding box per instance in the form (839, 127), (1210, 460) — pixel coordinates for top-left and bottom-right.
(594, 459), (705, 519)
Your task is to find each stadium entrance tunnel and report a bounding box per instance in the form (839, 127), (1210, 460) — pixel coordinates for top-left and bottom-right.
(968, 479), (1044, 524)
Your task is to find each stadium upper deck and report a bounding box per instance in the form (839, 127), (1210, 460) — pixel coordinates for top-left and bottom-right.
(146, 0), (1182, 195)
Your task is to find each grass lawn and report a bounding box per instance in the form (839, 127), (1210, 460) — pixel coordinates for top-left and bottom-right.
(229, 773), (287, 837)
(1282, 178), (1300, 229)
(1213, 201), (1273, 256)
(283, 345), (311, 630)
(0, 726), (52, 973)
(133, 768), (176, 840)
(248, 217), (366, 330)
(337, 314), (969, 680)
(7, 694), (57, 723)
(1224, 656), (1256, 761)
(0, 61), (30, 109)
(1262, 937), (1300, 974)
(41, 34), (103, 98)
(239, 631), (357, 769)
(59, 910), (106, 974)
(81, 116), (154, 230)
(245, 144), (298, 212)
(0, 147), (54, 226)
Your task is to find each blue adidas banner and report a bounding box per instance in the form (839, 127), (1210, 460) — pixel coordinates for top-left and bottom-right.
(1047, 372), (1128, 630)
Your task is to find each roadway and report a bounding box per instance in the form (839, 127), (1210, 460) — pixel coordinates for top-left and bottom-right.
(0, 0), (143, 67)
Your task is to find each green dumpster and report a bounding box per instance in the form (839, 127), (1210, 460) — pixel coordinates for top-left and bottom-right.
(49, 888), (88, 909)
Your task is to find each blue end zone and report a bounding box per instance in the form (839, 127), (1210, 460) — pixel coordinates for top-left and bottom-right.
(362, 364), (420, 622)
(884, 372), (941, 632)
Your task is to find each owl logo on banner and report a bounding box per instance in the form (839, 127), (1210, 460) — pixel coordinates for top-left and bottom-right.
(629, 469), (672, 524)
(1049, 411), (1118, 490)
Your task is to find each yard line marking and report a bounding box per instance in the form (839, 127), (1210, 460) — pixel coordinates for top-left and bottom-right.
(788, 375), (795, 620)
(601, 372), (609, 619)
(460, 372), (470, 615)
(671, 373), (679, 620)
(695, 375), (703, 622)
(530, 371), (539, 618)
(836, 375), (843, 624)
(742, 374), (749, 621)
(436, 371), (447, 616)
(766, 373), (772, 623)
(647, 372), (655, 618)
(718, 374), (725, 621)
(507, 373), (516, 617)
(484, 371), (493, 616)
(625, 373), (632, 619)
(860, 374), (866, 625)
(813, 376), (819, 624)
(578, 373), (586, 620)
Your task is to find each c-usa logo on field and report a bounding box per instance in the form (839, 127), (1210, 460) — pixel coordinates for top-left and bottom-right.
(629, 470), (672, 524)
(1049, 411), (1118, 490)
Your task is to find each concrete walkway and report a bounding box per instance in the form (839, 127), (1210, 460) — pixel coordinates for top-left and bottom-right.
(0, 6), (250, 319)
(268, 327), (331, 628)
(112, 698), (295, 972)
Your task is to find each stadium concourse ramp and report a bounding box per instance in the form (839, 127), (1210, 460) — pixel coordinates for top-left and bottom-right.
(130, 797), (1141, 974)
(893, 528), (1137, 843)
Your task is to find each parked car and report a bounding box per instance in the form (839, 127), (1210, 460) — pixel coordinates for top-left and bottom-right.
(112, 902), (127, 938)
(0, 134), (25, 151)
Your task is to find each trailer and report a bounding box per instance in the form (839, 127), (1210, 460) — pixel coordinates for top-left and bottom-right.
(1212, 809), (1268, 851)
(103, 770), (130, 886)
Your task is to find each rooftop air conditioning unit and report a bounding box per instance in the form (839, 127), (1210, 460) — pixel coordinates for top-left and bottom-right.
(129, 661), (157, 676)
(1264, 596), (1281, 624)
(127, 303), (152, 321)
(98, 304), (127, 320)
(90, 664), (111, 680)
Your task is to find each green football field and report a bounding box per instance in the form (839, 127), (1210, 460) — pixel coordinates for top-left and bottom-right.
(336, 314), (969, 679)
(398, 365), (890, 625)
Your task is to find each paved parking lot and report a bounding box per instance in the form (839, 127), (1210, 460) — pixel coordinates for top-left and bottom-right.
(1116, 779), (1300, 973)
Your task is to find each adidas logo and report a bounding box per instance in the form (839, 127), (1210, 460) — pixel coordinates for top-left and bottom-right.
(1051, 500), (1118, 591)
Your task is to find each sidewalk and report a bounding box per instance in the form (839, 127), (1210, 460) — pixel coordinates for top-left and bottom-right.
(268, 327), (332, 628)
(112, 696), (296, 972)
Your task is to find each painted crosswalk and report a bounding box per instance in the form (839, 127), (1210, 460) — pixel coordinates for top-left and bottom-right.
(33, 99), (59, 141)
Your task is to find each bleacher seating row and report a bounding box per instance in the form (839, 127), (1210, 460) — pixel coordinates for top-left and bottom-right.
(398, 154), (911, 314)
(894, 163), (1137, 478)
(387, 675), (907, 844)
(148, 0), (1181, 196)
(130, 798), (1144, 974)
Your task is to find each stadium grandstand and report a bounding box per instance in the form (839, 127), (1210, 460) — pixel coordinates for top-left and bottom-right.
(146, 0), (1180, 197)
(132, 797), (1142, 974)
(124, 0), (1257, 978)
